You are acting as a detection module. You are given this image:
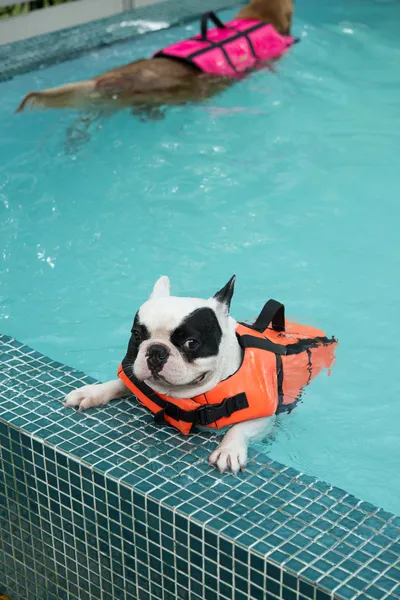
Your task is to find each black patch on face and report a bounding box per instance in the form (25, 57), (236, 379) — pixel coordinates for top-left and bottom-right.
(125, 312), (150, 361)
(170, 308), (222, 362)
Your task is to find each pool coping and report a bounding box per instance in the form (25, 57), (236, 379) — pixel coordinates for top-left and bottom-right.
(1, 333), (399, 600)
(0, 0), (240, 82)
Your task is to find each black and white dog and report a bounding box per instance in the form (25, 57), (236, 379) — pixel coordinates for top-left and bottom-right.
(65, 276), (274, 474)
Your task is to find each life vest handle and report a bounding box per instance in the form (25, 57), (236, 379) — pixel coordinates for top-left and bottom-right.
(252, 299), (285, 333)
(200, 11), (227, 40)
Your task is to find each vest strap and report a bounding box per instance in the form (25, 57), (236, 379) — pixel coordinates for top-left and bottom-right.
(200, 12), (257, 62)
(200, 11), (226, 40)
(157, 392), (249, 426)
(126, 372), (249, 427)
(239, 334), (288, 355)
(155, 16), (274, 75)
(252, 299), (286, 332)
(239, 332), (336, 356)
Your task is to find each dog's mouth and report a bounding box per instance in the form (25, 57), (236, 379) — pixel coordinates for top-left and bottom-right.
(148, 372), (208, 388)
(189, 372), (208, 386)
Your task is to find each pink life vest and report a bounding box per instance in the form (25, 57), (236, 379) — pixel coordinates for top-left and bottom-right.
(154, 12), (297, 78)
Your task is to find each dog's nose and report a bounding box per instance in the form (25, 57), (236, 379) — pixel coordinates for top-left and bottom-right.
(146, 344), (169, 372)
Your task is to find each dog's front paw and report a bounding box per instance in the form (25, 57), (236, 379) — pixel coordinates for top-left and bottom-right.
(208, 440), (247, 475)
(64, 384), (109, 412)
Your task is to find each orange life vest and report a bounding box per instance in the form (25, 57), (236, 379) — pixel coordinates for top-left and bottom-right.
(118, 300), (337, 435)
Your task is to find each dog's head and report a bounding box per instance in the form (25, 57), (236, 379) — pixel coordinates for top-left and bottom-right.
(125, 275), (239, 398)
(237, 0), (293, 35)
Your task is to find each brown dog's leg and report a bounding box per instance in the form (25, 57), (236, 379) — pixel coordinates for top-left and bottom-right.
(15, 0), (294, 114)
(16, 80), (97, 112)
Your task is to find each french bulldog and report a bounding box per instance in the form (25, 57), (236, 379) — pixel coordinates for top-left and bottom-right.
(64, 275), (274, 474)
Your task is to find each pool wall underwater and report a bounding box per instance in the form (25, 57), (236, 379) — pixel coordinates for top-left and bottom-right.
(1, 1), (400, 599)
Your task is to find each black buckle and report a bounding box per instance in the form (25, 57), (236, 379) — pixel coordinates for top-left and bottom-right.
(196, 393), (248, 426)
(228, 392), (248, 412)
(196, 405), (217, 426)
(154, 394), (249, 427)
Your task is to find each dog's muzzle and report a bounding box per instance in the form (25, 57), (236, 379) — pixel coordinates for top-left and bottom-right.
(146, 344), (169, 374)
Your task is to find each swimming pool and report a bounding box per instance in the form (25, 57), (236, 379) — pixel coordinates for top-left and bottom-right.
(1, 0), (400, 519)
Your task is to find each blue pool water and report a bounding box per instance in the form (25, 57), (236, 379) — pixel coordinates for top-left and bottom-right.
(1, 0), (400, 514)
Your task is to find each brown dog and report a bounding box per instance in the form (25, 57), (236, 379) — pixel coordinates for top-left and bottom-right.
(16, 0), (293, 114)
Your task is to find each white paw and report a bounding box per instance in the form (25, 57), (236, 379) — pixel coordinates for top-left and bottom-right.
(64, 384), (109, 412)
(208, 441), (248, 475)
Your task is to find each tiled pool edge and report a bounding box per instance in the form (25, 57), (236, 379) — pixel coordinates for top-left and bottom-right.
(0, 0), (240, 82)
(0, 333), (399, 600)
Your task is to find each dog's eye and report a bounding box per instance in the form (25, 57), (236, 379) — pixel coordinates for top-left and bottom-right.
(183, 339), (200, 351)
(132, 329), (142, 343)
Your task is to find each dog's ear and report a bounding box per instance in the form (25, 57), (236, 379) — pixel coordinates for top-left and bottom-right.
(213, 275), (236, 313)
(150, 276), (171, 300)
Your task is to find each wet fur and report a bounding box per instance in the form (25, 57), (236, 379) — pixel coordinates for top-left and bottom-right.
(16, 0), (293, 113)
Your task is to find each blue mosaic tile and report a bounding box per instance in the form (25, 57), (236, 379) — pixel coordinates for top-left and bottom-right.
(1, 329), (400, 600)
